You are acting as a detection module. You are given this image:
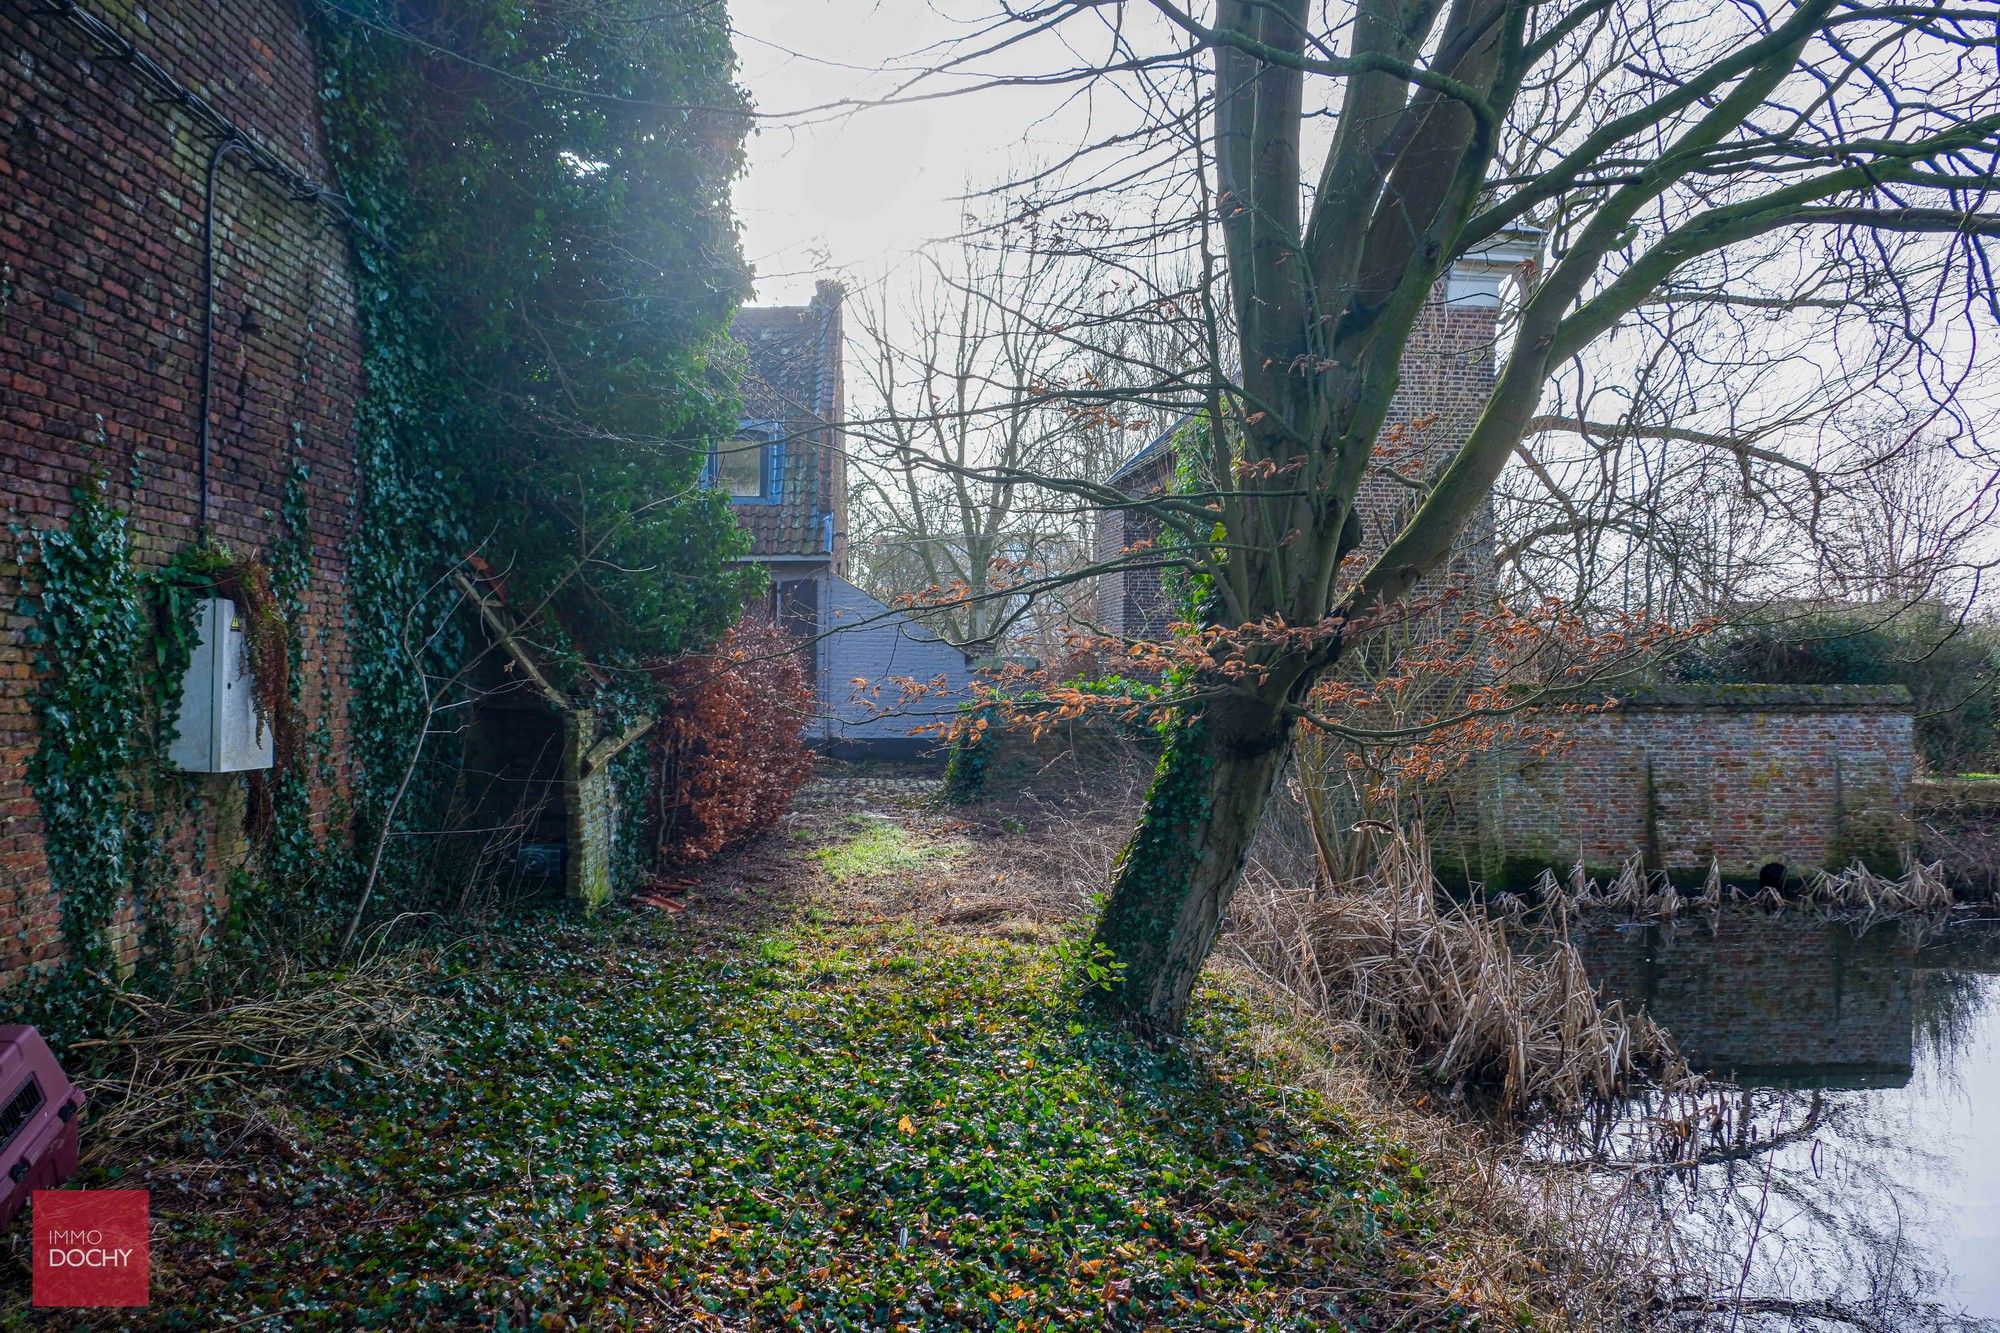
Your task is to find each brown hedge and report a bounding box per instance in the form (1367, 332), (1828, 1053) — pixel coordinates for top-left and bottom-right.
(651, 621), (816, 864)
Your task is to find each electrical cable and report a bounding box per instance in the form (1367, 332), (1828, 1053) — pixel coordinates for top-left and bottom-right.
(27, 0), (363, 536)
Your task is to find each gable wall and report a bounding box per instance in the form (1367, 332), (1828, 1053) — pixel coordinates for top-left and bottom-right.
(1096, 285), (1502, 643)
(0, 1), (362, 990)
(728, 283), (846, 562)
(816, 575), (971, 754)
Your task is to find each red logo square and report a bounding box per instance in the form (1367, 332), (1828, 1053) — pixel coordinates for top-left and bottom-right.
(32, 1190), (149, 1307)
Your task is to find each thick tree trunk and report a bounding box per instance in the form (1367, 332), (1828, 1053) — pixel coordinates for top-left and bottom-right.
(1087, 693), (1293, 1033)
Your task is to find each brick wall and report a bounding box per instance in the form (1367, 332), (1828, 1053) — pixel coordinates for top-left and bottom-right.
(1354, 295), (1500, 586)
(1093, 498), (1126, 637)
(1096, 281), (1501, 641)
(1095, 495), (1172, 643)
(0, 1), (361, 987)
(1466, 684), (1915, 881)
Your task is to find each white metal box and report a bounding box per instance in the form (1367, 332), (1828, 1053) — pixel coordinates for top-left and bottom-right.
(167, 596), (275, 773)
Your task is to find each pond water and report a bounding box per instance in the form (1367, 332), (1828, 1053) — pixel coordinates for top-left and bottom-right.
(1550, 908), (2000, 1330)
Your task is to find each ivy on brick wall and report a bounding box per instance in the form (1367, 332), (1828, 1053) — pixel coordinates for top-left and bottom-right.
(18, 2), (771, 1021)
(13, 467), (302, 1032)
(312, 0), (764, 921)
(223, 443), (346, 962)
(16, 473), (145, 1027)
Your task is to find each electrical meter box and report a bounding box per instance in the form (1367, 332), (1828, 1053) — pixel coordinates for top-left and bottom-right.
(167, 596), (274, 773)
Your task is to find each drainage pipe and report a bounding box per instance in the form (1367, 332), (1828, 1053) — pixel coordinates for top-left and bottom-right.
(198, 136), (246, 541)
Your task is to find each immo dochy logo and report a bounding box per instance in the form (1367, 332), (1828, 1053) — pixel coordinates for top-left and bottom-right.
(32, 1190), (149, 1307)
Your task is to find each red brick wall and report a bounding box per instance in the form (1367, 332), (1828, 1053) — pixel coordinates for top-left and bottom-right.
(1356, 294), (1500, 583)
(0, 1), (361, 987)
(1097, 284), (1501, 641)
(1093, 497), (1127, 636)
(1476, 688), (1915, 878)
(1096, 494), (1172, 643)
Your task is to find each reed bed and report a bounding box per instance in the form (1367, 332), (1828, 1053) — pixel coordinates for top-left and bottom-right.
(1799, 857), (1955, 913)
(1228, 830), (1686, 1118)
(1224, 824), (1695, 1324)
(1518, 854), (1955, 920)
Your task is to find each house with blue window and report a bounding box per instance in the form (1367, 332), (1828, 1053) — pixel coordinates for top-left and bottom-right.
(725, 281), (973, 757)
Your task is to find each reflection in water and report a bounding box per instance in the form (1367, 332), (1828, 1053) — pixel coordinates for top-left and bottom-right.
(1573, 914), (1916, 1087)
(1541, 910), (2000, 1330)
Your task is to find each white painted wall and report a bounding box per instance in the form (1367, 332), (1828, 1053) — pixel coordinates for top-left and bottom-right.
(816, 575), (972, 749)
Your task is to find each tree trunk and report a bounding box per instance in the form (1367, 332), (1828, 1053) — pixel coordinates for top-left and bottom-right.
(1087, 693), (1293, 1033)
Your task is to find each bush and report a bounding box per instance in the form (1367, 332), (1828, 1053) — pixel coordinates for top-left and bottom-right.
(938, 675), (1165, 806)
(1677, 604), (2000, 775)
(652, 622), (816, 863)
(939, 706), (996, 805)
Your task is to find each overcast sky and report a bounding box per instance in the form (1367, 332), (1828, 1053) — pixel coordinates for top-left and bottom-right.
(725, 2), (1998, 603)
(729, 1), (1074, 305)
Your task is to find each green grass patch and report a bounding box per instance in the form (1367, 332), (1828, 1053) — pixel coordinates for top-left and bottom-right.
(812, 814), (963, 883)
(125, 916), (1477, 1329)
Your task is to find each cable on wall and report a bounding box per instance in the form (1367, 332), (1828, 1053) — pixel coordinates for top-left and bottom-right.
(28, 0), (361, 536)
(29, 1), (354, 223)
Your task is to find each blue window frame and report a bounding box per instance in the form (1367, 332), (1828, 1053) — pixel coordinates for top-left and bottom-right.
(707, 420), (786, 504)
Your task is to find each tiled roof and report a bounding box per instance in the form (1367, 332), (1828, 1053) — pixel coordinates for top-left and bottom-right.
(726, 281), (845, 560)
(1108, 414), (1195, 494)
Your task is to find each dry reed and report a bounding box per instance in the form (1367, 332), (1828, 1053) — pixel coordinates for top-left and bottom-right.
(1524, 854), (1955, 920)
(68, 949), (438, 1166)
(1228, 829), (1686, 1117)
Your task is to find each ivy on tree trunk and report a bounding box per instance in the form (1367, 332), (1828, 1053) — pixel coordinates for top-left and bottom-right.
(1090, 692), (1296, 1031)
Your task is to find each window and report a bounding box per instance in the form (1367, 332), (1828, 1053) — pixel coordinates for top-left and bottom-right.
(0, 1075), (42, 1151)
(708, 422), (785, 503)
(714, 438), (767, 498)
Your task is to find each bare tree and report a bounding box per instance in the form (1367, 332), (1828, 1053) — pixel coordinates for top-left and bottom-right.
(852, 0), (2000, 1031)
(848, 229), (1115, 648)
(1811, 417), (2000, 607)
(845, 214), (1203, 655)
(1496, 348), (2000, 624)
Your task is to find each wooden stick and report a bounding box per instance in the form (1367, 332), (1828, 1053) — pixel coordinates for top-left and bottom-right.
(448, 568), (574, 712)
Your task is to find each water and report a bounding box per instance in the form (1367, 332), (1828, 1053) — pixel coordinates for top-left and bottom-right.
(1552, 908), (2000, 1329)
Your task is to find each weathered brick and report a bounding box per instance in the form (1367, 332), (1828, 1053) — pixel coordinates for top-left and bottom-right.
(0, 0), (361, 990)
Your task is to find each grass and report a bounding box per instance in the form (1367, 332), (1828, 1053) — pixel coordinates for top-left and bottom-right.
(812, 813), (964, 883)
(110, 914), (1487, 1330)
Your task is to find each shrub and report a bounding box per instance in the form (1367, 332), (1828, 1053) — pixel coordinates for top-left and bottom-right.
(652, 622), (815, 863)
(1678, 604), (2000, 775)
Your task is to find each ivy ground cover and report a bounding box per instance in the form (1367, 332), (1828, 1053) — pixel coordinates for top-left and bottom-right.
(114, 910), (1488, 1329)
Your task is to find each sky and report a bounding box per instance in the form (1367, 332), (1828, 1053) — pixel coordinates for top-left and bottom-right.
(728, 1), (1076, 305)
(727, 1), (1999, 607)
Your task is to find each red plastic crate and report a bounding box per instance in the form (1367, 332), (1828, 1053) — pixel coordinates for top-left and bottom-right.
(0, 1026), (85, 1227)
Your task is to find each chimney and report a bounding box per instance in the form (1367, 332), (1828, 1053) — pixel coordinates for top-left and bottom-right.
(1445, 226), (1541, 309)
